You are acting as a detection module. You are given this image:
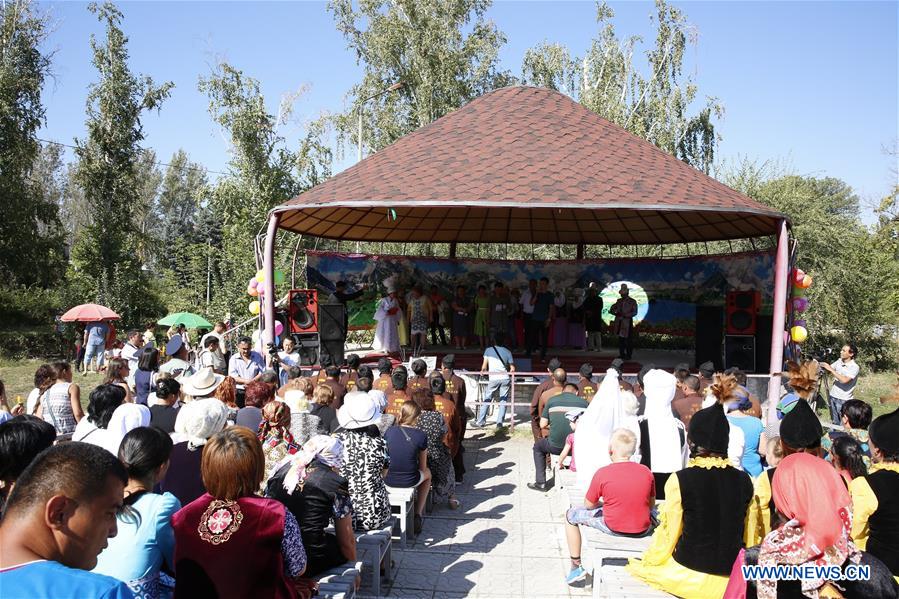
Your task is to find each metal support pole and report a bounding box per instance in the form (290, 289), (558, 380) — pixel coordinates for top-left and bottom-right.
(576, 243), (585, 260)
(767, 220), (790, 426)
(449, 242), (457, 259)
(262, 212), (281, 352)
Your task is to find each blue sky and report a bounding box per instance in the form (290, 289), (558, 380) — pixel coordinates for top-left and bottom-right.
(39, 1), (897, 223)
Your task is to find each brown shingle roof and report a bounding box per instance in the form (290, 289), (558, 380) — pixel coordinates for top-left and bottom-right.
(275, 86), (785, 244)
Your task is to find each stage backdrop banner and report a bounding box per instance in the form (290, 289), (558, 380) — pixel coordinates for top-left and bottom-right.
(306, 250), (775, 335)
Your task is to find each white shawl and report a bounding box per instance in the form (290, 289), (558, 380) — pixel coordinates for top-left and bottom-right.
(641, 369), (688, 473)
(574, 369), (621, 488)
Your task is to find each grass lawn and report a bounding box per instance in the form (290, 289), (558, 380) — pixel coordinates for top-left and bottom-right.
(1, 358), (103, 411)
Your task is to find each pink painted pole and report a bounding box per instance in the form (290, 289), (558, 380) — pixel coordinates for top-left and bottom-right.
(262, 212), (281, 352)
(767, 219), (789, 425)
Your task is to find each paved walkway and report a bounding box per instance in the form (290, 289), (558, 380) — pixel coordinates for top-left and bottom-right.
(372, 429), (594, 598)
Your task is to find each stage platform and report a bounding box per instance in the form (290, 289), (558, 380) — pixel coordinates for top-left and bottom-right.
(346, 344), (696, 375)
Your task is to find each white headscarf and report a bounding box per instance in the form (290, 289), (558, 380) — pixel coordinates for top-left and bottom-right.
(571, 288), (586, 310)
(574, 369), (623, 488)
(277, 435), (346, 493)
(174, 398), (228, 448)
(103, 403), (151, 456)
(641, 369), (687, 473)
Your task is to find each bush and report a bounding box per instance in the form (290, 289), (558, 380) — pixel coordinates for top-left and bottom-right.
(0, 329), (68, 360)
(0, 286), (64, 328)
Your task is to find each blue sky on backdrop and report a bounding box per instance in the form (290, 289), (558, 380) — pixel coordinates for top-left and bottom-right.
(38, 1), (897, 223)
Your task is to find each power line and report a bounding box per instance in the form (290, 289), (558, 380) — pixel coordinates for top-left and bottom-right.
(36, 137), (230, 177)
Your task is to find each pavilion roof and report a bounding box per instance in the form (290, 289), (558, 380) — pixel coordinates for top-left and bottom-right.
(274, 86), (786, 245)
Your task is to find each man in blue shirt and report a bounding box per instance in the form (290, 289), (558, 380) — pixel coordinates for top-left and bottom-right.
(0, 442), (134, 598)
(529, 277), (554, 360)
(228, 335), (266, 407)
(474, 332), (516, 429)
(83, 320), (110, 374)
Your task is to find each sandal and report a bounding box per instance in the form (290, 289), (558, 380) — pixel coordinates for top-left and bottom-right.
(448, 498), (461, 510)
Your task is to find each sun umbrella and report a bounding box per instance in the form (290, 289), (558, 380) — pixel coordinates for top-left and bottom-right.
(157, 312), (213, 329)
(60, 303), (120, 322)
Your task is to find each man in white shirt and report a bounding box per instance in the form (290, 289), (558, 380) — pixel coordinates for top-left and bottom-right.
(200, 322), (227, 357)
(119, 330), (143, 371)
(822, 343), (860, 424)
(474, 332), (516, 429)
(277, 337), (300, 386)
(519, 279), (538, 357)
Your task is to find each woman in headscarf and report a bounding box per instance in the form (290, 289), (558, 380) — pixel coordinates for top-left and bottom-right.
(738, 452), (899, 598)
(574, 368), (624, 489)
(626, 398), (754, 599)
(638, 369), (688, 499)
(266, 435), (358, 577)
(159, 398), (229, 506)
(258, 400), (300, 489)
(103, 402), (151, 456)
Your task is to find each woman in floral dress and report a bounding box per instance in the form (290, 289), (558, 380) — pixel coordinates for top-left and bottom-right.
(406, 286), (432, 355)
(411, 388), (459, 509)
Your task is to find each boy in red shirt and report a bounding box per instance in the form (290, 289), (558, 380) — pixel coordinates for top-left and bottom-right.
(563, 428), (656, 585)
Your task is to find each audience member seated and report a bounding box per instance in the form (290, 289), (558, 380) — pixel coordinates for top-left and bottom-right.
(73, 384), (126, 448)
(768, 360), (819, 438)
(822, 398), (872, 468)
(429, 375), (462, 467)
(334, 393), (392, 531)
(850, 406), (899, 579)
(134, 347), (160, 406)
(213, 376), (239, 421)
(149, 378), (181, 434)
(172, 426), (309, 598)
(726, 386), (765, 477)
(556, 409), (584, 472)
(408, 359), (428, 393)
(259, 401), (301, 488)
(280, 386), (321, 445)
(101, 403), (151, 456)
(739, 452), (899, 598)
(94, 427), (179, 597)
(36, 361), (83, 436)
(576, 363), (597, 402)
(528, 358), (561, 441)
(310, 383), (338, 434)
(357, 373), (395, 434)
(746, 397), (823, 547)
(159, 398), (228, 507)
(266, 435), (358, 577)
(832, 435), (869, 485)
(179, 366), (225, 402)
(235, 379), (272, 432)
(529, 381), (588, 492)
(340, 354), (361, 392)
(384, 400), (432, 532)
(638, 369), (689, 498)
(564, 428), (655, 585)
(386, 366), (410, 416)
(375, 357), (394, 394)
(411, 388), (459, 509)
(0, 443), (132, 598)
(626, 395), (754, 598)
(671, 374), (703, 428)
(723, 367), (761, 418)
(322, 366), (346, 409)
(0, 415), (56, 512)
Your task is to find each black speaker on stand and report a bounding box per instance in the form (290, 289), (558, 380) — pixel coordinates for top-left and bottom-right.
(725, 335), (756, 372)
(290, 333), (319, 366)
(695, 306), (724, 371)
(318, 304), (347, 366)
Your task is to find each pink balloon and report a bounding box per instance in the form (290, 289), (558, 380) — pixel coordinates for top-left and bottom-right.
(249, 278), (258, 289)
(274, 321), (284, 336)
(792, 268), (805, 285)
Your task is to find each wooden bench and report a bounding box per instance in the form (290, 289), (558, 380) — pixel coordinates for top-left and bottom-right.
(354, 523), (394, 597)
(315, 561), (363, 599)
(385, 485), (417, 547)
(594, 557), (673, 598)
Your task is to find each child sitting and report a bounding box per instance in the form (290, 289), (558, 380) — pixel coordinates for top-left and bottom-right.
(764, 435), (784, 468)
(563, 428), (655, 585)
(557, 409), (585, 472)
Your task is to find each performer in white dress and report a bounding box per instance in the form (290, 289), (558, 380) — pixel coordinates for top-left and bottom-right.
(373, 277), (401, 353)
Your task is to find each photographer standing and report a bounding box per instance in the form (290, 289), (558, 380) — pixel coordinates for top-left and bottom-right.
(822, 343), (860, 425)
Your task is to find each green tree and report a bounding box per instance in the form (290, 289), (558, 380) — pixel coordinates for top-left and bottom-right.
(0, 0), (66, 288)
(328, 0), (514, 154)
(69, 2), (172, 324)
(199, 62), (332, 320)
(521, 0), (723, 173)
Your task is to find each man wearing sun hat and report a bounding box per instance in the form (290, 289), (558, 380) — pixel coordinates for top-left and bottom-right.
(179, 366), (225, 399)
(849, 406), (899, 578)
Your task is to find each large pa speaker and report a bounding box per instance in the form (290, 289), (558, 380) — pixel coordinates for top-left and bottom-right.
(725, 335), (756, 372)
(726, 290), (760, 335)
(288, 290), (318, 334)
(289, 332), (319, 366)
(319, 338), (344, 368)
(695, 306), (724, 371)
(755, 314), (773, 375)
(319, 303), (347, 342)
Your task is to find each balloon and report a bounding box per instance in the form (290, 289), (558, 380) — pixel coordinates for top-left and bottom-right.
(792, 297), (809, 312)
(790, 325), (808, 343)
(247, 286), (259, 297)
(793, 319), (807, 328)
(274, 270), (286, 285)
(792, 286), (807, 298)
(274, 321), (284, 336)
(249, 278), (258, 289)
(249, 300), (260, 315)
(798, 274), (813, 289)
(251, 329), (261, 345)
(792, 268), (806, 285)
(255, 270), (265, 283)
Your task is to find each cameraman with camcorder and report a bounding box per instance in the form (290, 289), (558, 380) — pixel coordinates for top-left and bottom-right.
(821, 343), (860, 425)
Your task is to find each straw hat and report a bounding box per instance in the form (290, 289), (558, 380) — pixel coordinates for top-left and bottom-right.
(179, 366), (225, 397)
(337, 391), (383, 430)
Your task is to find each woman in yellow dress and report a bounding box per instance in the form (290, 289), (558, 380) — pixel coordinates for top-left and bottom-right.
(626, 376), (754, 598)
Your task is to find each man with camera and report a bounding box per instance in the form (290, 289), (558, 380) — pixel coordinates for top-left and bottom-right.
(821, 343), (860, 425)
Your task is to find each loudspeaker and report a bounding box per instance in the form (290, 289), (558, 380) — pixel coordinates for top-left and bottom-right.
(319, 303), (347, 342)
(755, 314), (773, 375)
(726, 290), (760, 335)
(725, 335), (756, 372)
(289, 290), (318, 333)
(695, 306), (724, 371)
(319, 338), (344, 368)
(290, 333), (319, 366)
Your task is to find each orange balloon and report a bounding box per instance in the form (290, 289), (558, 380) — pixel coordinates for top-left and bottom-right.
(799, 274), (813, 288)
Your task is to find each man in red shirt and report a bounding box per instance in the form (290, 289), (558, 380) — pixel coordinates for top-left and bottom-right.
(562, 428), (656, 585)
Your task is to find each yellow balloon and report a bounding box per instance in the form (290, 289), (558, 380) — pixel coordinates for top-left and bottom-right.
(255, 270), (265, 284)
(249, 300), (260, 315)
(790, 325), (808, 343)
